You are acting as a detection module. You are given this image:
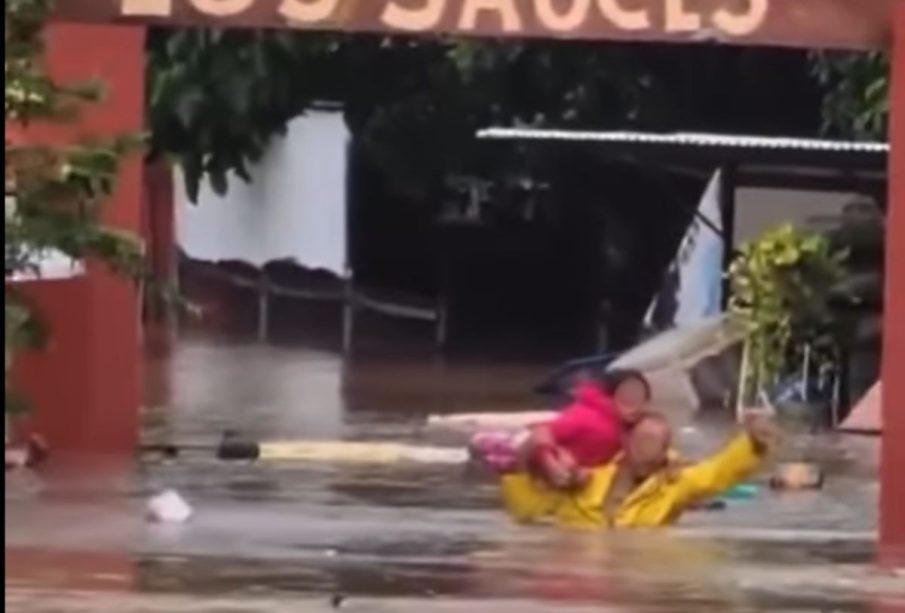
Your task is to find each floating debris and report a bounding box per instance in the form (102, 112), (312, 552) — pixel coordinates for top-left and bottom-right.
(770, 462), (824, 490)
(147, 489), (193, 523)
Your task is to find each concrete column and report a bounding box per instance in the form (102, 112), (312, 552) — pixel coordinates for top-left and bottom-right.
(13, 24), (146, 454)
(880, 2), (905, 560)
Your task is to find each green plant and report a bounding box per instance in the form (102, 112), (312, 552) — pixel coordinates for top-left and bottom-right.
(145, 31), (665, 203)
(5, 0), (144, 414)
(728, 224), (847, 404)
(149, 30), (822, 205)
(146, 29), (337, 202)
(811, 51), (889, 140)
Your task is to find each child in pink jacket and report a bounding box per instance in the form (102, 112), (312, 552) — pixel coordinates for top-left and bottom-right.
(469, 369), (652, 488)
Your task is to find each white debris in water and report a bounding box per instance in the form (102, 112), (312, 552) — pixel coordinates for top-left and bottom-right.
(147, 489), (193, 523)
(426, 412), (553, 432)
(5, 447), (28, 468)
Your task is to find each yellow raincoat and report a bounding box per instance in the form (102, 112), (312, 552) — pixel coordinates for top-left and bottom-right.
(500, 433), (763, 529)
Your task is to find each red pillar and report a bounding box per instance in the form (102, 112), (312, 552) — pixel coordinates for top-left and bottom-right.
(142, 160), (176, 292)
(141, 159), (177, 354)
(880, 2), (905, 560)
(12, 24), (146, 454)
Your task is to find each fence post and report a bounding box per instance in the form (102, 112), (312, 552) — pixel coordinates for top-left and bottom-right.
(342, 271), (355, 353)
(735, 339), (751, 421)
(436, 298), (448, 350)
(257, 272), (269, 342)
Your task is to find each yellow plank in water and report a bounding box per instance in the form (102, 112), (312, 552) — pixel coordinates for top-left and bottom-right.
(258, 440), (468, 464)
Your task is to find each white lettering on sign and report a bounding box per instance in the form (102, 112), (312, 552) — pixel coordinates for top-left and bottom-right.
(597, 0), (650, 30)
(121, 0), (172, 16)
(279, 0), (341, 22)
(188, 0), (254, 16)
(664, 0), (701, 31)
(535, 0), (591, 32)
(116, 0), (770, 39)
(459, 0), (523, 32)
(712, 0), (768, 35)
(381, 0), (446, 30)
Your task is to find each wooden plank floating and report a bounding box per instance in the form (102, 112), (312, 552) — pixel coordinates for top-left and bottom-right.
(427, 411), (554, 431)
(258, 440), (470, 464)
(55, 0), (896, 50)
(144, 438), (470, 464)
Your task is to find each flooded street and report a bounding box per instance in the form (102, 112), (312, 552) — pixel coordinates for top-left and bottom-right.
(6, 334), (904, 612)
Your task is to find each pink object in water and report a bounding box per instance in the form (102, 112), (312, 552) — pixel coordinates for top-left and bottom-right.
(839, 381), (882, 434)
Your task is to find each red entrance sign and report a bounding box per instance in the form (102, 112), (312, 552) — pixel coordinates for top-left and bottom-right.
(55, 0), (896, 50)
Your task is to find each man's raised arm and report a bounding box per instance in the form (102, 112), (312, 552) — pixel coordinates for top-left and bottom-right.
(673, 412), (779, 506)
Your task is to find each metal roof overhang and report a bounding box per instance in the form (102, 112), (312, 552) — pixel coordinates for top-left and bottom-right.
(476, 127), (889, 193)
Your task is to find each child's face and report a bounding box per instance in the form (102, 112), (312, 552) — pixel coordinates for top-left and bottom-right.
(614, 378), (649, 423)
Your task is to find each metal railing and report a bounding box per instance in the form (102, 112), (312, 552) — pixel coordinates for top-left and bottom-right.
(183, 260), (446, 351)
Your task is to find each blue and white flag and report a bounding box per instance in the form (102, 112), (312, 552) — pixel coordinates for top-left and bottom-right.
(645, 170), (725, 330)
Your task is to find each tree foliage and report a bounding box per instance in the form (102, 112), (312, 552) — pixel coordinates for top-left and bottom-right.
(337, 38), (671, 202)
(5, 0), (143, 413)
(148, 30), (821, 204)
(147, 29), (337, 202)
(811, 51), (889, 140)
(147, 31), (667, 202)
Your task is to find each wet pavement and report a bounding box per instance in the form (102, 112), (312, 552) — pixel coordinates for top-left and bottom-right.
(6, 334), (904, 612)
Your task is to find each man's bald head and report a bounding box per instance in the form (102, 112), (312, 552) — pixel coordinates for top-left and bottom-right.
(625, 413), (672, 478)
(633, 413), (671, 436)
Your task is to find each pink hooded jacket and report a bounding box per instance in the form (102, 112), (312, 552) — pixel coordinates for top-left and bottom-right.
(546, 381), (623, 467)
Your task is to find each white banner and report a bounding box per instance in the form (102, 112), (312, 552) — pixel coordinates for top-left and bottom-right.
(645, 169), (724, 329)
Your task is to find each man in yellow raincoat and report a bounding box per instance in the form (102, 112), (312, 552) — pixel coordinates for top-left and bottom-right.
(500, 412), (777, 529)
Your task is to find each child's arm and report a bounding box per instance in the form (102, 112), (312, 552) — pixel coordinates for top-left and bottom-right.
(535, 445), (586, 489)
(521, 423), (586, 489)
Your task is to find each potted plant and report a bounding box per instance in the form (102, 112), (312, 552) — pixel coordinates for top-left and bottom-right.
(728, 223), (848, 429)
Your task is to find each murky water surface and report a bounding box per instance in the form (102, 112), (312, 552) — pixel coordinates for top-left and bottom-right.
(6, 335), (902, 612)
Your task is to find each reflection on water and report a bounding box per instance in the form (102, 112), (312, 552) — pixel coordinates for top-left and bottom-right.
(142, 334), (550, 445)
(6, 334), (902, 612)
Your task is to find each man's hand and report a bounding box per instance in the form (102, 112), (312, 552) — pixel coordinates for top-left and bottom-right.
(741, 410), (781, 453)
(569, 466), (591, 490)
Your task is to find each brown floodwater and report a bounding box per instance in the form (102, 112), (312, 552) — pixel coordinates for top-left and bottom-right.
(6, 332), (902, 612)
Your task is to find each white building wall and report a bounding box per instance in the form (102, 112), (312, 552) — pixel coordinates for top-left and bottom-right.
(175, 109), (350, 277)
(735, 187), (858, 243)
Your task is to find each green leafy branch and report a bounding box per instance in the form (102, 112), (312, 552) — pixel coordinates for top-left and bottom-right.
(728, 224), (847, 404)
(810, 51), (889, 140)
(5, 0), (145, 415)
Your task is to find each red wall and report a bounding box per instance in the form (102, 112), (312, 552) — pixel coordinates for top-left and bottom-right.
(12, 24), (146, 454)
(880, 3), (905, 558)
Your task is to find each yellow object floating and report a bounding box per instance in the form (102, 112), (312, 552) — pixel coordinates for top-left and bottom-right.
(258, 440), (469, 465)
